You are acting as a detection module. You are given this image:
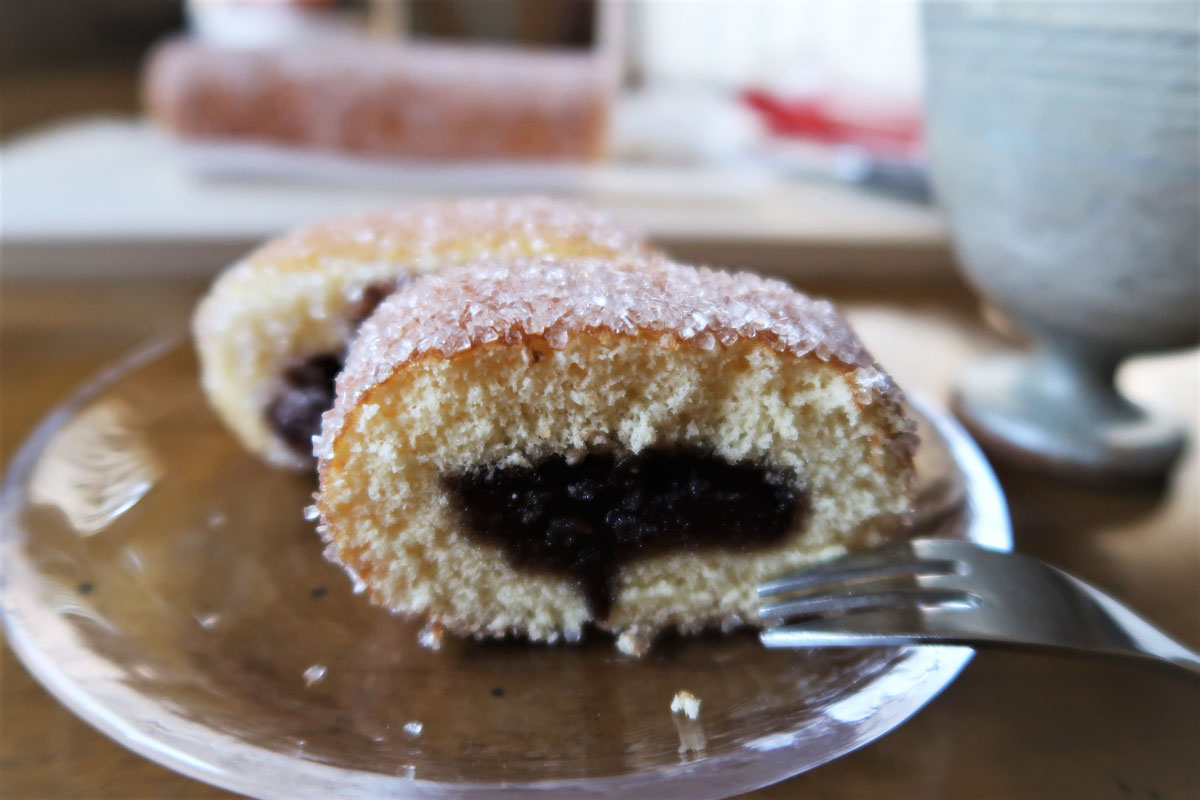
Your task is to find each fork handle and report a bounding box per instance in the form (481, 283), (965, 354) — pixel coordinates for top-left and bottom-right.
(1060, 571), (1200, 678)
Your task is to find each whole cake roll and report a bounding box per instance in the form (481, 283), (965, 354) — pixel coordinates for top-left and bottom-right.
(315, 258), (917, 649)
(145, 39), (612, 161)
(192, 197), (654, 468)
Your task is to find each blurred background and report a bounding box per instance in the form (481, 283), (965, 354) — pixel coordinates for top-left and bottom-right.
(3, 0), (924, 148)
(1, 0), (943, 280)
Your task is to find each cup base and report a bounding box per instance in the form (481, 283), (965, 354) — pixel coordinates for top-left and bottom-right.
(952, 354), (1186, 487)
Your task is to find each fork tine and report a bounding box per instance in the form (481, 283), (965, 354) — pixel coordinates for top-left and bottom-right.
(756, 540), (914, 598)
(759, 586), (980, 620)
(756, 559), (959, 598)
(757, 545), (959, 598)
(909, 538), (1001, 561)
(756, 540), (1200, 677)
(760, 607), (974, 649)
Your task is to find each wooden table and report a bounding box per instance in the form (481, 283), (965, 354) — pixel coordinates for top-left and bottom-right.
(2, 276), (1197, 800)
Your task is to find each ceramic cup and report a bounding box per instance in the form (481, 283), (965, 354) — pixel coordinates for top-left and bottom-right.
(923, 1), (1200, 483)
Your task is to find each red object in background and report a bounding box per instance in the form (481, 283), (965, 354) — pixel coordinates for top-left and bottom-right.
(742, 89), (923, 158)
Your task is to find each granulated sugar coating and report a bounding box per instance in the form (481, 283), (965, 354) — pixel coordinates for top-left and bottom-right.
(321, 258), (901, 455)
(216, 197), (652, 285)
(193, 197), (655, 469)
(315, 256), (916, 647)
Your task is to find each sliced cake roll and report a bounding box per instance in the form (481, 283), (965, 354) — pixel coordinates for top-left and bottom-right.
(315, 257), (917, 648)
(193, 198), (655, 468)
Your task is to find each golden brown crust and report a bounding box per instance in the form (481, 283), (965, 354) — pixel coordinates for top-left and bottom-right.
(318, 257), (906, 462)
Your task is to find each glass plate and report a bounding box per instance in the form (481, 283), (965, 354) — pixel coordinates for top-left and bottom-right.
(1, 339), (1011, 800)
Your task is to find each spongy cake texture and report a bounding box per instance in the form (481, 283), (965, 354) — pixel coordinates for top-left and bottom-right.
(192, 197), (654, 468)
(317, 258), (917, 645)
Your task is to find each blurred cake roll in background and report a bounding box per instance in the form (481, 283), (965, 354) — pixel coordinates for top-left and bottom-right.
(144, 38), (614, 161)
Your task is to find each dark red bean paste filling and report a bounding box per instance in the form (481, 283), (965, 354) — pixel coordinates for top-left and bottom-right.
(266, 279), (403, 462)
(442, 448), (807, 621)
(266, 354), (343, 459)
(345, 281), (399, 329)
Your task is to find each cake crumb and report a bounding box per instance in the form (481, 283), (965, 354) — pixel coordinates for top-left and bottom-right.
(402, 721), (423, 738)
(418, 622), (445, 651)
(616, 628), (652, 657)
(671, 689), (701, 720)
(670, 690), (706, 756)
(195, 612), (221, 631)
(302, 664), (327, 686)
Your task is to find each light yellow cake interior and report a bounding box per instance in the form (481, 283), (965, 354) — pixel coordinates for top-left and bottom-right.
(319, 331), (912, 643)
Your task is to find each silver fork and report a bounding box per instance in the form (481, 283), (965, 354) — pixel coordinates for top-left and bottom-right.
(758, 538), (1200, 678)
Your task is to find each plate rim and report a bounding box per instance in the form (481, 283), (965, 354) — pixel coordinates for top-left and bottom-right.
(1, 337), (1012, 800)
